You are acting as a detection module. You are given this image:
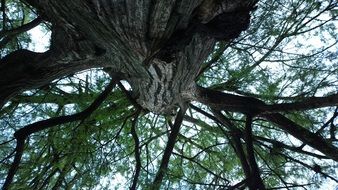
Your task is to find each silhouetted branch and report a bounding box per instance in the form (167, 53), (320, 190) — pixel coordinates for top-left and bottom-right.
(196, 87), (338, 161)
(0, 17), (42, 38)
(255, 136), (329, 160)
(228, 179), (247, 190)
(262, 113), (338, 161)
(244, 115), (266, 190)
(196, 87), (338, 115)
(262, 94), (338, 113)
(130, 110), (142, 190)
(315, 107), (337, 135)
(2, 139), (25, 190)
(1, 0), (6, 30)
(151, 106), (187, 190)
(0, 17), (43, 49)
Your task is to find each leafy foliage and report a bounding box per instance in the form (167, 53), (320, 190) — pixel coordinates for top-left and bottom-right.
(0, 0), (337, 189)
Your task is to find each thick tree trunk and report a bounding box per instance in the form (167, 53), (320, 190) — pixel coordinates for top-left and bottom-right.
(0, 0), (255, 113)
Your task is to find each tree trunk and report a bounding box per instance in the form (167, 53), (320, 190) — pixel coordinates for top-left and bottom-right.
(0, 0), (255, 113)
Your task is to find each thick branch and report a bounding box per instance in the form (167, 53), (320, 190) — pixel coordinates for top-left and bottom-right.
(196, 87), (338, 115)
(263, 94), (338, 113)
(262, 113), (338, 162)
(256, 136), (329, 160)
(151, 106), (187, 190)
(244, 115), (266, 190)
(196, 86), (264, 114)
(2, 139), (25, 190)
(0, 49), (112, 109)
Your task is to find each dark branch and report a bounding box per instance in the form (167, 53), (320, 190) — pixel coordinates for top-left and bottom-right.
(196, 86), (264, 115)
(196, 87), (338, 115)
(197, 87), (338, 161)
(0, 49), (111, 110)
(262, 113), (338, 162)
(2, 139), (24, 190)
(151, 106), (187, 190)
(0, 17), (43, 49)
(0, 17), (43, 38)
(1, 0), (6, 31)
(14, 77), (119, 139)
(262, 94), (338, 113)
(130, 110), (142, 190)
(244, 115), (266, 190)
(256, 136), (329, 160)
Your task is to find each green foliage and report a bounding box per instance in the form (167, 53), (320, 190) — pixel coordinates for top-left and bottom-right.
(1, 0), (338, 189)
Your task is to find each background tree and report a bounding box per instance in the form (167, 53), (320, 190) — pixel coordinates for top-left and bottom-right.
(0, 0), (337, 189)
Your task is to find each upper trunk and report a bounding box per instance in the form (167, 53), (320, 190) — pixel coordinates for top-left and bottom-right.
(1, 0), (256, 113)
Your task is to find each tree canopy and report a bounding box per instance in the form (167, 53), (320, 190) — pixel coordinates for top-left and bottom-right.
(0, 0), (337, 189)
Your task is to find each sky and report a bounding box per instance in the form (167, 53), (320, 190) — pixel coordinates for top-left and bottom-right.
(28, 25), (51, 52)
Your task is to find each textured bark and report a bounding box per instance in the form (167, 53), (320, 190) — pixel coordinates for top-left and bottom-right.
(0, 0), (255, 114)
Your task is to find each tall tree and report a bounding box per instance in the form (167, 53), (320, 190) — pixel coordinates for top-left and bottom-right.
(0, 0), (337, 189)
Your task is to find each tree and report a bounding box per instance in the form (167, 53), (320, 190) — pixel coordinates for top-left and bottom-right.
(0, 0), (337, 189)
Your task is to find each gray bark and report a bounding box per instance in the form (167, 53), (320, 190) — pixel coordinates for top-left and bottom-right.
(1, 0), (254, 113)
